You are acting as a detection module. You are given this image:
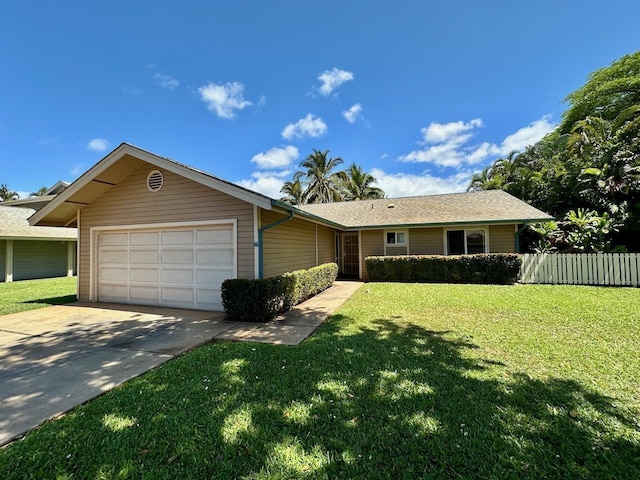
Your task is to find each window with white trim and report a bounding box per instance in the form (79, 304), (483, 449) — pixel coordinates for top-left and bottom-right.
(445, 228), (487, 255)
(385, 231), (407, 246)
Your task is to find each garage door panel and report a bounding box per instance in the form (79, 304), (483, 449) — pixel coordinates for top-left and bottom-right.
(130, 232), (159, 246)
(101, 233), (129, 246)
(100, 250), (128, 263)
(161, 268), (193, 284)
(98, 223), (235, 311)
(130, 249), (159, 264)
(130, 285), (159, 303)
(100, 267), (128, 282)
(100, 284), (128, 299)
(162, 230), (194, 245)
(196, 248), (234, 265)
(161, 287), (194, 303)
(196, 268), (234, 284)
(197, 228), (233, 244)
(162, 249), (194, 264)
(129, 268), (159, 282)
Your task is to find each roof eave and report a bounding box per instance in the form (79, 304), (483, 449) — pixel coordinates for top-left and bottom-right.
(341, 216), (554, 230)
(271, 199), (347, 229)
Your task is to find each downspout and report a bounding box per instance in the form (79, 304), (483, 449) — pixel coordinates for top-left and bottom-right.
(258, 211), (294, 278)
(515, 222), (529, 254)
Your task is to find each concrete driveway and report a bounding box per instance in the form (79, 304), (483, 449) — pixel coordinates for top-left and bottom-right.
(0, 303), (231, 446)
(0, 281), (362, 446)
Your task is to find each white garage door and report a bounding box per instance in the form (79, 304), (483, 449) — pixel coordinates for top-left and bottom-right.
(97, 223), (235, 311)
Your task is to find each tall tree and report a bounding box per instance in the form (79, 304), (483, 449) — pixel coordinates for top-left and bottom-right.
(342, 163), (385, 200)
(30, 186), (48, 197)
(467, 166), (502, 191)
(299, 149), (347, 203)
(0, 184), (18, 202)
(559, 51), (640, 134)
(280, 175), (306, 205)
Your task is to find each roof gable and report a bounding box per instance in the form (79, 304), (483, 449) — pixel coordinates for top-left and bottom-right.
(30, 143), (272, 226)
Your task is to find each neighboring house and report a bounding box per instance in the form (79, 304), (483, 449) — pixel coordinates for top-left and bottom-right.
(0, 206), (77, 283)
(2, 181), (70, 211)
(31, 143), (552, 311)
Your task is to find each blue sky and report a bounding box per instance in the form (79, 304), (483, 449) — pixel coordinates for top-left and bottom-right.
(1, 1), (638, 199)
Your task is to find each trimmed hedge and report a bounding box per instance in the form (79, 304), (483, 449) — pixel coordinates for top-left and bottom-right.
(221, 262), (338, 322)
(365, 254), (521, 285)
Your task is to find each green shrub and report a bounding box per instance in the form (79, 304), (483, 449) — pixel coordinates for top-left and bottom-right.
(222, 263), (338, 322)
(365, 254), (521, 285)
(221, 277), (288, 322)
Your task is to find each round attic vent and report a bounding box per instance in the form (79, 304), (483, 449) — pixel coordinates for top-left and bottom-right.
(147, 170), (164, 192)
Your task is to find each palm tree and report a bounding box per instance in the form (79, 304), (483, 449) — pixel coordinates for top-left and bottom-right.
(280, 174), (306, 205)
(467, 166), (502, 191)
(342, 163), (385, 200)
(0, 184), (18, 202)
(299, 149), (347, 203)
(30, 186), (48, 197)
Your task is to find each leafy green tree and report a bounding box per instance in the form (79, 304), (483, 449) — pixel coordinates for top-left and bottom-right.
(0, 184), (18, 202)
(342, 163), (385, 200)
(298, 149), (347, 204)
(559, 51), (640, 134)
(467, 166), (502, 191)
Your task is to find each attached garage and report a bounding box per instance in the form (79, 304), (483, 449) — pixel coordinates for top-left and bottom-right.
(94, 221), (236, 311)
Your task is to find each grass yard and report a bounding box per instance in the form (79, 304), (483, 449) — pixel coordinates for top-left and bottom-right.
(1, 283), (639, 478)
(0, 276), (77, 316)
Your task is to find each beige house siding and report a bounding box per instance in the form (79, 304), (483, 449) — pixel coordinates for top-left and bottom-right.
(261, 210), (336, 278)
(78, 164), (255, 300)
(410, 227), (444, 255)
(317, 224), (337, 265)
(360, 229), (384, 281)
(489, 224), (516, 253)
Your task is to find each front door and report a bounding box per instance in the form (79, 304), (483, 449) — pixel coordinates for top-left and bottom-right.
(341, 232), (359, 278)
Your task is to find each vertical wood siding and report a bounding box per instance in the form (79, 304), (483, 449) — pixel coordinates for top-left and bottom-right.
(409, 227), (444, 254)
(79, 165), (255, 300)
(360, 229), (384, 281)
(13, 240), (69, 281)
(489, 225), (515, 253)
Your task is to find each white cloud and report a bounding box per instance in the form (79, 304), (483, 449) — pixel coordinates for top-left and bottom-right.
(251, 146), (299, 169)
(198, 81), (253, 119)
(236, 171), (290, 199)
(257, 95), (267, 108)
(153, 73), (179, 90)
(87, 138), (109, 152)
(399, 115), (555, 168)
(317, 67), (354, 96)
(70, 163), (84, 176)
(500, 115), (555, 153)
(371, 168), (472, 197)
(423, 118), (483, 143)
(282, 114), (328, 140)
(342, 103), (362, 123)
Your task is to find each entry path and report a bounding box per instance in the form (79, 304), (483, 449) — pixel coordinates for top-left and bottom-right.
(0, 281), (362, 446)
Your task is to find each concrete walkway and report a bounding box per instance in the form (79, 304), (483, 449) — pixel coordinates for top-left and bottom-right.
(0, 280), (362, 446)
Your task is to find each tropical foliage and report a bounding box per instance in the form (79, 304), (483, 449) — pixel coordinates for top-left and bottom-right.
(468, 50), (640, 251)
(280, 149), (385, 204)
(0, 184), (19, 202)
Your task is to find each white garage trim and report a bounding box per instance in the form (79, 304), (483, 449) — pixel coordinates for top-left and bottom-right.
(90, 219), (237, 310)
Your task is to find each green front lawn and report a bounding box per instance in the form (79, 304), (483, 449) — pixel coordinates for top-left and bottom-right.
(1, 283), (639, 478)
(0, 276), (77, 316)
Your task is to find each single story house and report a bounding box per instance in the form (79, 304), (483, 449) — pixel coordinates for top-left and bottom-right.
(0, 206), (77, 282)
(31, 143), (552, 311)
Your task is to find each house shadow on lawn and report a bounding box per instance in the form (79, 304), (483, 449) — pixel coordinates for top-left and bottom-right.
(0, 314), (638, 479)
(24, 294), (78, 306)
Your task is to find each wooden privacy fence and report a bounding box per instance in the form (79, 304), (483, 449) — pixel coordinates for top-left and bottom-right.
(520, 253), (640, 286)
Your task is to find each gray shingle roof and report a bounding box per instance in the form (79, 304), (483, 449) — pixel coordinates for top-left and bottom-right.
(0, 206), (77, 240)
(296, 190), (552, 228)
